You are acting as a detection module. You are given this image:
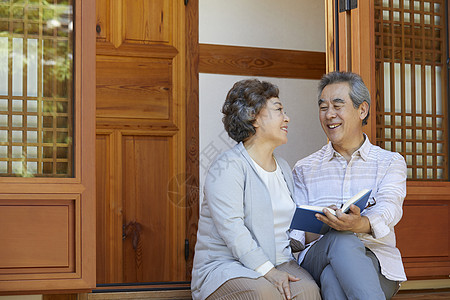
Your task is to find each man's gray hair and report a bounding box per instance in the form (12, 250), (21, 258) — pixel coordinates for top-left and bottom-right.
(318, 71), (371, 125)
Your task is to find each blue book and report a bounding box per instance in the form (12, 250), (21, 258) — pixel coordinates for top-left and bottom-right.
(290, 189), (372, 234)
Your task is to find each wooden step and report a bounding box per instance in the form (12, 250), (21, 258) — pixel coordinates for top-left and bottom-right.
(392, 279), (450, 299)
(84, 282), (192, 300)
(86, 290), (191, 300)
(78, 279), (450, 300)
(84, 288), (450, 300)
(393, 289), (450, 299)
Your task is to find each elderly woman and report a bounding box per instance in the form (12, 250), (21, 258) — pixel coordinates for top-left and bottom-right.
(191, 79), (320, 300)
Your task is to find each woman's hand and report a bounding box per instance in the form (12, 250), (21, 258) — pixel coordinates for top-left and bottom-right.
(264, 267), (300, 300)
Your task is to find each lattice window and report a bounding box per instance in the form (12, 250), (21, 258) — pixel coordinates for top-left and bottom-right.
(374, 0), (448, 180)
(0, 0), (73, 177)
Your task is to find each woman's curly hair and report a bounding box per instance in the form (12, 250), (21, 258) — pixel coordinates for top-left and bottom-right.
(222, 79), (279, 143)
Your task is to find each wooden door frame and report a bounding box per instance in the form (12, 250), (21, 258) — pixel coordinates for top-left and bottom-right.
(325, 0), (376, 141)
(185, 0), (199, 280)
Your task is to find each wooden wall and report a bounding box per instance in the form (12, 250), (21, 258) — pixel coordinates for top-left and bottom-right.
(396, 183), (450, 279)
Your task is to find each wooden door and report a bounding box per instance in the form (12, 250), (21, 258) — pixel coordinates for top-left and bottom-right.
(95, 0), (188, 283)
(326, 0), (450, 279)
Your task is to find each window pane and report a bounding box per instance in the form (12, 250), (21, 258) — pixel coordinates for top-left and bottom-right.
(375, 0), (448, 180)
(12, 38), (23, 97)
(0, 38), (8, 96)
(27, 39), (38, 97)
(0, 1), (74, 177)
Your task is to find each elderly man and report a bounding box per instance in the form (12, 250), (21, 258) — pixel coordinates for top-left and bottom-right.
(291, 71), (406, 299)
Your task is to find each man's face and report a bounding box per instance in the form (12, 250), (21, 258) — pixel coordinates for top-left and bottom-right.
(318, 82), (368, 149)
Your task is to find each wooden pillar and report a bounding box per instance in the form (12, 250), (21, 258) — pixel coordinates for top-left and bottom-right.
(325, 0), (376, 141)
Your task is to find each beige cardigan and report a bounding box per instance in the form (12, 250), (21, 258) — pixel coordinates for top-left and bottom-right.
(191, 142), (295, 300)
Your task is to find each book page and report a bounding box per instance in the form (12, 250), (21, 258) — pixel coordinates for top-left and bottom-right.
(298, 205), (336, 215)
(341, 189), (371, 212)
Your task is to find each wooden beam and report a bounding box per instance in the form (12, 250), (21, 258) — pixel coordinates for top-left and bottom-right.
(199, 44), (326, 80)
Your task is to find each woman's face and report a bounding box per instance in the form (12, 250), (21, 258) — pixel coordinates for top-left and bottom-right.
(253, 97), (290, 146)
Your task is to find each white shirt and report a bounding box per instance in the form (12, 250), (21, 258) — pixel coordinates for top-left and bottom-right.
(251, 158), (295, 275)
(290, 136), (407, 281)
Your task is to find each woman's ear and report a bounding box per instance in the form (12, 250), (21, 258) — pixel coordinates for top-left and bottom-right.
(359, 101), (369, 121)
(252, 113), (260, 128)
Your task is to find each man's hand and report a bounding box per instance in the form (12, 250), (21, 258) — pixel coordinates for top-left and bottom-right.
(315, 204), (371, 234)
(264, 267), (300, 300)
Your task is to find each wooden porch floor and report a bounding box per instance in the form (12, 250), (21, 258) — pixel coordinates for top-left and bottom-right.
(78, 283), (450, 300)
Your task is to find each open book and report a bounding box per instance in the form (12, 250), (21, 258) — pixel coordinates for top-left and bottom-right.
(290, 189), (372, 234)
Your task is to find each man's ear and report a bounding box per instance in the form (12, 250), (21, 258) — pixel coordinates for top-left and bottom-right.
(359, 102), (369, 121)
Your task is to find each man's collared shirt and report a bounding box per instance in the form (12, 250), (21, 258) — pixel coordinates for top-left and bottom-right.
(290, 136), (407, 281)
